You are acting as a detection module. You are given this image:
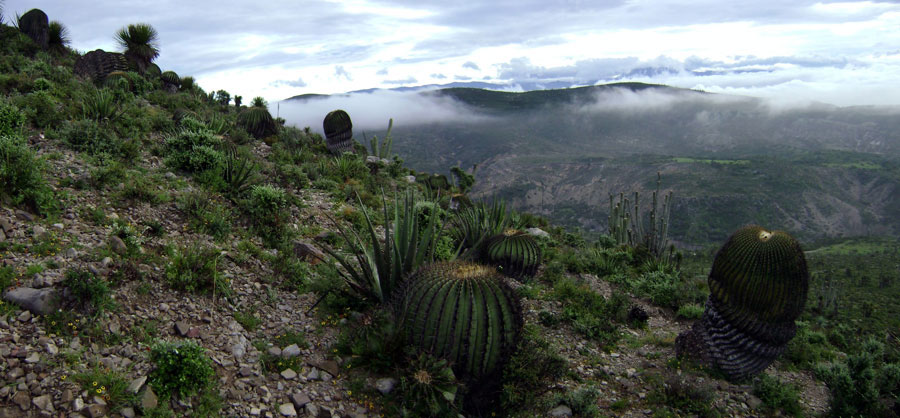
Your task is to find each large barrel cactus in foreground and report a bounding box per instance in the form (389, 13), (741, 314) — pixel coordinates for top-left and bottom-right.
(675, 225), (809, 380)
(396, 261), (522, 382)
(484, 229), (542, 280)
(323, 109), (354, 155)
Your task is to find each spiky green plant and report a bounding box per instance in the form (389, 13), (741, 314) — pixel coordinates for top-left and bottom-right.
(396, 261), (522, 382)
(366, 118), (393, 159)
(451, 200), (516, 259)
(47, 21), (70, 53)
(323, 109), (354, 155)
(115, 23), (159, 74)
(319, 190), (444, 304)
(484, 228), (542, 279)
(399, 352), (460, 417)
(82, 89), (122, 123)
(239, 107), (277, 139)
(160, 70), (180, 89)
(220, 143), (256, 200)
(251, 96), (267, 107)
(608, 172), (673, 262)
(675, 225), (809, 380)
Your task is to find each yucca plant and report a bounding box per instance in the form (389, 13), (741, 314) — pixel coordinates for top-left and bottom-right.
(395, 261), (522, 383)
(205, 113), (229, 135)
(251, 96), (267, 107)
(47, 21), (70, 54)
(115, 23), (159, 74)
(319, 189), (444, 304)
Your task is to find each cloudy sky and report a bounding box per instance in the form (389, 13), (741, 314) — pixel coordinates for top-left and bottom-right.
(5, 0), (900, 106)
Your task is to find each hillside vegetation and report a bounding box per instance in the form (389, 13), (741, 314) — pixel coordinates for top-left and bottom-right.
(1, 9), (899, 418)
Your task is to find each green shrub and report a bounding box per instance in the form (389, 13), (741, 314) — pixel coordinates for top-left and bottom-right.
(177, 190), (232, 241)
(0, 136), (57, 215)
(815, 338), (896, 417)
(0, 99), (25, 138)
(244, 184), (289, 246)
(164, 121), (223, 173)
(752, 374), (803, 416)
(16, 90), (63, 128)
(501, 325), (568, 413)
(552, 276), (625, 346)
(72, 367), (137, 413)
(62, 269), (114, 316)
(149, 340), (215, 400)
(55, 118), (120, 155)
(676, 303), (704, 319)
(165, 244), (230, 297)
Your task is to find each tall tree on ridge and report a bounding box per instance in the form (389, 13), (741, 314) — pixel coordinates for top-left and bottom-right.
(115, 23), (159, 74)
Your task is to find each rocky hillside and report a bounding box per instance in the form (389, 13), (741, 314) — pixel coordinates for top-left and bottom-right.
(2, 12), (899, 418)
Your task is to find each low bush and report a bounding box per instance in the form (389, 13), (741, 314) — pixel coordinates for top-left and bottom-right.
(0, 136), (57, 215)
(149, 340), (215, 400)
(62, 269), (114, 316)
(752, 374), (803, 416)
(165, 244), (230, 297)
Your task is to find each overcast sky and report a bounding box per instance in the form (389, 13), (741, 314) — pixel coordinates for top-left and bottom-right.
(5, 0), (900, 106)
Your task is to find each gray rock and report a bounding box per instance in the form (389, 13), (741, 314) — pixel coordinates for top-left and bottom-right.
(307, 368), (319, 381)
(175, 321), (191, 336)
(281, 368), (297, 380)
(526, 227), (550, 238)
(404, 175), (416, 183)
(0, 217), (12, 233)
(293, 241), (326, 265)
(279, 403), (298, 416)
(3, 287), (58, 315)
(17, 310), (31, 322)
(267, 346), (282, 357)
(141, 388), (158, 409)
(24, 353), (39, 364)
(311, 360), (340, 377)
(32, 394), (54, 412)
(306, 403), (319, 417)
(747, 395), (763, 409)
(549, 405), (573, 417)
(109, 236), (127, 254)
(16, 210), (35, 222)
(290, 392), (310, 409)
(12, 390), (30, 410)
(87, 404), (106, 418)
(72, 397), (85, 411)
(0, 229), (6, 242)
(128, 376), (147, 393)
(375, 377), (397, 395)
(121, 406), (136, 418)
(45, 343), (58, 355)
(282, 344), (301, 358)
(32, 225), (46, 238)
(232, 335), (249, 360)
(101, 257), (114, 268)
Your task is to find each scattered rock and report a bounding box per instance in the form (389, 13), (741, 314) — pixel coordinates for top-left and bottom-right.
(311, 360), (340, 377)
(280, 368), (297, 380)
(3, 287), (58, 315)
(32, 394), (54, 412)
(290, 392), (310, 409)
(15, 210), (35, 222)
(66, 247), (77, 258)
(72, 397), (85, 411)
(128, 376), (147, 394)
(748, 395), (763, 409)
(109, 236), (127, 254)
(141, 388), (158, 409)
(121, 406), (136, 418)
(549, 404), (573, 417)
(86, 404), (106, 417)
(0, 218), (12, 233)
(24, 352), (39, 364)
(267, 346), (282, 357)
(526, 227), (550, 238)
(293, 241), (326, 265)
(282, 344), (301, 358)
(12, 390), (30, 411)
(375, 377), (397, 395)
(278, 403), (297, 416)
(175, 321), (191, 336)
(307, 368), (320, 381)
(404, 175), (416, 183)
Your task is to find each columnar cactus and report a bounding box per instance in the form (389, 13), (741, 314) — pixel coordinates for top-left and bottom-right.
(395, 261), (522, 382)
(675, 225), (809, 380)
(18, 9), (50, 50)
(74, 50), (129, 83)
(484, 229), (542, 279)
(323, 109), (354, 155)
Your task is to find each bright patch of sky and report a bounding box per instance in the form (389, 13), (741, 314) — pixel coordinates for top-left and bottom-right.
(4, 0), (900, 105)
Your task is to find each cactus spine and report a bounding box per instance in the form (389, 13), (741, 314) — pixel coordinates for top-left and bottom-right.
(484, 229), (542, 279)
(323, 109), (354, 155)
(675, 225), (809, 380)
(396, 261), (522, 381)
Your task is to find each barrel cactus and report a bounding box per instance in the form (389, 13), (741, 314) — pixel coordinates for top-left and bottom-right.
(239, 107), (277, 140)
(395, 261), (522, 383)
(160, 71), (180, 92)
(483, 229), (542, 280)
(18, 9), (50, 50)
(675, 225), (809, 380)
(323, 109), (354, 155)
(74, 50), (129, 83)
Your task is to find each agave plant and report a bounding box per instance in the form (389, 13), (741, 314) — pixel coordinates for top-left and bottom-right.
(47, 21), (70, 53)
(82, 89), (122, 123)
(318, 189), (444, 304)
(220, 143), (257, 200)
(399, 352), (460, 417)
(115, 23), (159, 74)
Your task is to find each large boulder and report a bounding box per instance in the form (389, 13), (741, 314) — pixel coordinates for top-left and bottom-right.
(3, 287), (58, 316)
(18, 9), (50, 50)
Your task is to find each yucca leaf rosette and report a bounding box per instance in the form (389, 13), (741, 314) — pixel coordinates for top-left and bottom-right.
(395, 261), (522, 382)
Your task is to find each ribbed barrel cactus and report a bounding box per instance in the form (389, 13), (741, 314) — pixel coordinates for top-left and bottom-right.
(160, 71), (180, 93)
(484, 229), (542, 280)
(239, 107), (277, 139)
(396, 261), (522, 382)
(675, 225), (809, 380)
(323, 109), (354, 155)
(18, 9), (50, 50)
(74, 50), (129, 83)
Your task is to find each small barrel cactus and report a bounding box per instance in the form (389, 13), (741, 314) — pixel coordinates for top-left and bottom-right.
(484, 229), (542, 279)
(160, 71), (180, 92)
(675, 225), (809, 380)
(323, 109), (354, 154)
(395, 261), (522, 382)
(239, 107), (277, 139)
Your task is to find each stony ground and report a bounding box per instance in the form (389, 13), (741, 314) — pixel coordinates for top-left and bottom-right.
(0, 135), (830, 417)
